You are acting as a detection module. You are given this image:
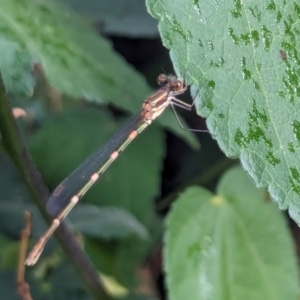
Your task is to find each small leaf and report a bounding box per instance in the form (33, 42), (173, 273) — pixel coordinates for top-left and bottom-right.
(147, 0), (300, 222)
(69, 205), (149, 239)
(165, 166), (299, 300)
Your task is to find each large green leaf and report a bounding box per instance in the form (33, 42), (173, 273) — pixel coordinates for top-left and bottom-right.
(147, 0), (300, 222)
(164, 166), (299, 300)
(0, 0), (150, 105)
(0, 0), (197, 146)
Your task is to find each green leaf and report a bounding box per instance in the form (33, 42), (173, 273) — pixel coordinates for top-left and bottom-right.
(164, 166), (299, 300)
(146, 1), (300, 221)
(1, 0), (149, 104)
(69, 205), (149, 239)
(0, 38), (34, 95)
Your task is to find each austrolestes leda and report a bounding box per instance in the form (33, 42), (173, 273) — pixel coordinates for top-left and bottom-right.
(25, 73), (197, 265)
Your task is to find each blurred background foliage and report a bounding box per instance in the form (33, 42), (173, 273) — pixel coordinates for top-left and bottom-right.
(0, 0), (299, 300)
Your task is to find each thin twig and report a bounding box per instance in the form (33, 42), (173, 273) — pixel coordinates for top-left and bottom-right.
(16, 211), (33, 300)
(0, 71), (110, 300)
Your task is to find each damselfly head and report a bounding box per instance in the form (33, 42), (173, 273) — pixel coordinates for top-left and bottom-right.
(156, 74), (185, 92)
(157, 73), (172, 86)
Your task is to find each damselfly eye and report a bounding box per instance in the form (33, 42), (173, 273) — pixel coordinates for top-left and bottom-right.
(157, 74), (168, 86)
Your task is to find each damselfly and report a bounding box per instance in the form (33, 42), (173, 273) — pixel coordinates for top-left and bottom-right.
(25, 73), (200, 265)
